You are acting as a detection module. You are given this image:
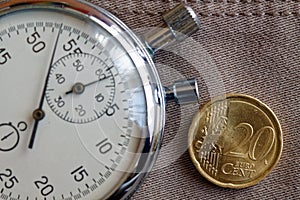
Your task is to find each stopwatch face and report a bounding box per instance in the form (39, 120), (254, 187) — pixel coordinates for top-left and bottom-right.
(0, 0), (165, 199)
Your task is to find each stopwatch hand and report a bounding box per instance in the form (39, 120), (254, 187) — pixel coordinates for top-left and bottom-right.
(65, 75), (111, 95)
(28, 24), (63, 149)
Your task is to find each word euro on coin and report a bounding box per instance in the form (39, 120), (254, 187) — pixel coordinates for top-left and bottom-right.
(188, 94), (283, 188)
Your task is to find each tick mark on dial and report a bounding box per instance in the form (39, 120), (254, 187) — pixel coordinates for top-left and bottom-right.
(63, 111), (70, 120)
(94, 110), (101, 118)
(60, 60), (66, 67)
(91, 56), (96, 65)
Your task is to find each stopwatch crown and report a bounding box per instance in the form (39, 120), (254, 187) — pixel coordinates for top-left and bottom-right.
(143, 3), (201, 54)
(162, 3), (201, 41)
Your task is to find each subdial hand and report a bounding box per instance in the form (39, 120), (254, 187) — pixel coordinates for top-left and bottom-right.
(28, 23), (63, 149)
(65, 76), (111, 95)
(1, 131), (14, 141)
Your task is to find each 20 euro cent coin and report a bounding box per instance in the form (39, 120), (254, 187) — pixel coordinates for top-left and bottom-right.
(188, 94), (283, 188)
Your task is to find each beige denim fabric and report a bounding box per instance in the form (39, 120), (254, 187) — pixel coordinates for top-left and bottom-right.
(89, 0), (299, 199)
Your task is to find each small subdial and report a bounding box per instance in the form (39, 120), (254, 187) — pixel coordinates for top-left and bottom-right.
(46, 53), (116, 123)
(0, 123), (20, 152)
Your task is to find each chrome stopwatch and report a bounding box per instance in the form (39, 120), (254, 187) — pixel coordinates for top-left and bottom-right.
(0, 0), (200, 199)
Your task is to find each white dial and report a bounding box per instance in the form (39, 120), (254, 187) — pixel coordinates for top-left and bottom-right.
(0, 1), (164, 199)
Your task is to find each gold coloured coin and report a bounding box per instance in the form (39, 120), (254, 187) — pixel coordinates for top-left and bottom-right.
(188, 94), (283, 188)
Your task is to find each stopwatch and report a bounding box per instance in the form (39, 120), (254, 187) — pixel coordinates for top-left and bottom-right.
(0, 0), (200, 199)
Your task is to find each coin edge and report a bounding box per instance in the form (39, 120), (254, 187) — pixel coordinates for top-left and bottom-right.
(188, 93), (283, 189)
